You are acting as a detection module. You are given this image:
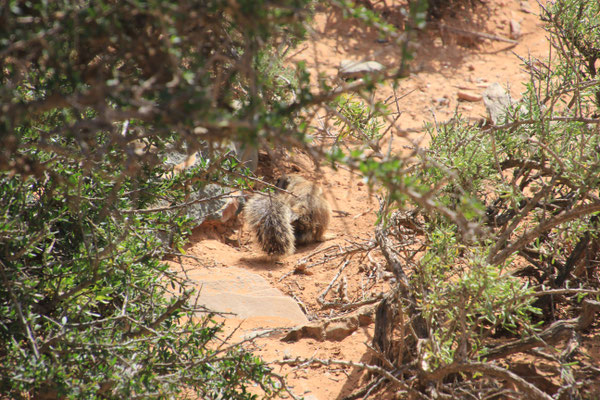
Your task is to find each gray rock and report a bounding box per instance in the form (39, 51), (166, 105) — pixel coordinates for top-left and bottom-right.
(483, 83), (513, 124)
(191, 267), (309, 326)
(152, 185), (238, 248)
(160, 147), (245, 228)
(338, 60), (385, 79)
(435, 97), (450, 106)
(163, 138), (257, 174)
(183, 184), (237, 226)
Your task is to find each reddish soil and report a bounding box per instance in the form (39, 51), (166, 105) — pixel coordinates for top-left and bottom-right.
(178, 1), (563, 399)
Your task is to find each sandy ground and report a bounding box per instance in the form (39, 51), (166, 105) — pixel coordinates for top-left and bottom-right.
(180, 1), (554, 398)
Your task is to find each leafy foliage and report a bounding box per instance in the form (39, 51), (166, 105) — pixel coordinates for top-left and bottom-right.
(544, 0), (600, 108)
(332, 93), (386, 141)
(0, 0), (318, 398)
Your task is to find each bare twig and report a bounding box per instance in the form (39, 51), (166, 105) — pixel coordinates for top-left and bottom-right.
(490, 202), (600, 265)
(273, 356), (413, 393)
(317, 260), (351, 306)
(481, 319), (577, 361)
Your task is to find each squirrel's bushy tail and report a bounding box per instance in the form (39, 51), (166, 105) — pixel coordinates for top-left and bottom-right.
(245, 194), (295, 256)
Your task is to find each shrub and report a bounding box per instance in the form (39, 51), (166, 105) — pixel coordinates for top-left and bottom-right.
(0, 0), (315, 398)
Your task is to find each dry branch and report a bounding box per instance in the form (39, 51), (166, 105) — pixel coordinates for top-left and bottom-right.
(273, 356), (414, 394)
(317, 260), (351, 306)
(422, 362), (553, 400)
(489, 202), (600, 265)
(482, 299), (600, 363)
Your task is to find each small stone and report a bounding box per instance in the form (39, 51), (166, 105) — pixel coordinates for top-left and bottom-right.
(520, 1), (532, 13)
(283, 348), (292, 360)
(380, 271), (394, 281)
(509, 19), (522, 40)
(467, 64), (475, 71)
(435, 97), (450, 106)
(457, 91), (482, 102)
(338, 60), (385, 79)
(303, 395), (320, 400)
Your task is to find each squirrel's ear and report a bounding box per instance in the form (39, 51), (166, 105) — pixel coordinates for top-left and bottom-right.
(276, 176), (290, 190)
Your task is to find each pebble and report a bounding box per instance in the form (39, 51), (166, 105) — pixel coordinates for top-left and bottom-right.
(520, 1), (532, 13)
(510, 19), (522, 40)
(304, 395), (320, 400)
(283, 348), (292, 360)
(457, 91), (482, 102)
(435, 97), (450, 106)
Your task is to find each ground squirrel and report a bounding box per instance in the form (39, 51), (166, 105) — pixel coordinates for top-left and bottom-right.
(245, 174), (331, 256)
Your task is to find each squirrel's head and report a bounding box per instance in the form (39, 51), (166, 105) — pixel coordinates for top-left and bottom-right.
(275, 175), (291, 190)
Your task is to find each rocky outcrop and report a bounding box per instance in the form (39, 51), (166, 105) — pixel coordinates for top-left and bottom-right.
(282, 303), (376, 342)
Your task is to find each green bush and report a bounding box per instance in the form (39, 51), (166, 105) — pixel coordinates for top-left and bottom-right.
(332, 93), (386, 141)
(348, 0), (600, 396)
(0, 0), (316, 398)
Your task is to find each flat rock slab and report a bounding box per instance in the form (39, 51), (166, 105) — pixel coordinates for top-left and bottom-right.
(190, 266), (308, 326)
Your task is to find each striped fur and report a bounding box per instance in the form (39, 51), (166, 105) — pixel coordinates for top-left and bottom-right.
(245, 174), (331, 257)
